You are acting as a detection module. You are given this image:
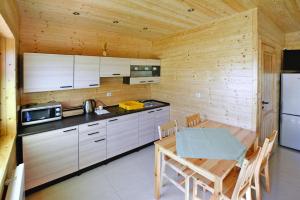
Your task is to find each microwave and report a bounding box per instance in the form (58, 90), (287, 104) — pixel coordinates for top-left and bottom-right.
(21, 102), (62, 126)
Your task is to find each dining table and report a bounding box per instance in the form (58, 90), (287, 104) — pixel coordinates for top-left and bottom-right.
(154, 120), (258, 200)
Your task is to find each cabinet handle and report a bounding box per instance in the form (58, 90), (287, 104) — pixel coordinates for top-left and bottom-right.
(112, 73), (121, 76)
(148, 111), (155, 113)
(63, 128), (77, 132)
(89, 84), (99, 87)
(60, 86), (72, 88)
(148, 80), (154, 83)
(88, 123), (99, 127)
(108, 119), (118, 122)
(156, 109), (162, 111)
(88, 131), (99, 136)
(94, 138), (105, 143)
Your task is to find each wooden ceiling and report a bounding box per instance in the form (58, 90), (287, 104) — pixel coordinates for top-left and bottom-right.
(16, 0), (300, 40)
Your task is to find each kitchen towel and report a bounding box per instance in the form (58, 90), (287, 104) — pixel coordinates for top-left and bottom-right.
(176, 128), (247, 165)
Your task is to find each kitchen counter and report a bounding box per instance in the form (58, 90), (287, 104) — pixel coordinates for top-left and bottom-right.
(18, 100), (169, 136)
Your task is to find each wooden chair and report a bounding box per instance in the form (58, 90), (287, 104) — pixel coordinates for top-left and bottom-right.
(158, 120), (194, 200)
(186, 113), (202, 128)
(252, 130), (278, 200)
(192, 148), (261, 200)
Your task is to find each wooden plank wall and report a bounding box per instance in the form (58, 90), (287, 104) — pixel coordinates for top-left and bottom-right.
(151, 9), (258, 130)
(19, 27), (156, 107)
(257, 10), (284, 136)
(285, 31), (300, 49)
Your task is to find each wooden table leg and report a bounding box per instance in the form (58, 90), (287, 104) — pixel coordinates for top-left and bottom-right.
(154, 144), (161, 200)
(210, 177), (222, 200)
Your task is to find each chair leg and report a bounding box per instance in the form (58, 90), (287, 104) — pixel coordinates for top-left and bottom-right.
(254, 171), (261, 200)
(193, 179), (199, 200)
(161, 156), (166, 187)
(264, 162), (271, 192)
(246, 187), (252, 200)
(185, 176), (190, 200)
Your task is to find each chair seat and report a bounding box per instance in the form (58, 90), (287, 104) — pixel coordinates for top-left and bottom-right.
(193, 167), (241, 199)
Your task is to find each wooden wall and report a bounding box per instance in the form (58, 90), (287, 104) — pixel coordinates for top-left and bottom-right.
(19, 26), (156, 107)
(151, 9), (258, 130)
(285, 31), (300, 49)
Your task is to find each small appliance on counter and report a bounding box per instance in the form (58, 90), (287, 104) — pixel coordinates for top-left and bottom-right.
(21, 102), (62, 126)
(119, 101), (144, 110)
(62, 106), (84, 118)
(83, 99), (96, 113)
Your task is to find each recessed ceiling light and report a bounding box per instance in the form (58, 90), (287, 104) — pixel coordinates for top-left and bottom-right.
(73, 12), (80, 15)
(187, 8), (194, 12)
(113, 20), (119, 24)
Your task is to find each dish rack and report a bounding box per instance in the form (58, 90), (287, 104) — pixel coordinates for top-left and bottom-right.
(119, 101), (144, 110)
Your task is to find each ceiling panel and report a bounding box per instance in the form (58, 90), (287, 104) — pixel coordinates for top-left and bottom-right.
(16, 0), (300, 40)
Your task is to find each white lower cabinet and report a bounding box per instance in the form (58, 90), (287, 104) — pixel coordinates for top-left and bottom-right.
(107, 113), (139, 158)
(79, 120), (107, 169)
(154, 107), (170, 140)
(139, 110), (156, 145)
(23, 126), (78, 190)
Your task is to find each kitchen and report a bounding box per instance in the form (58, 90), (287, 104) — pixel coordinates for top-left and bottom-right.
(1, 1), (300, 200)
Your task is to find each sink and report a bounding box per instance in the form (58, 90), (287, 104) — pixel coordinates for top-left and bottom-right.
(142, 101), (164, 108)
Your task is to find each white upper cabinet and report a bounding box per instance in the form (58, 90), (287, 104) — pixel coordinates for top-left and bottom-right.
(130, 59), (160, 66)
(74, 55), (100, 89)
(23, 53), (74, 93)
(100, 57), (130, 77)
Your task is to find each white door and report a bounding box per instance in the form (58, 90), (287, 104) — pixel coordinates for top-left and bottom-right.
(280, 114), (300, 150)
(139, 110), (155, 145)
(100, 57), (130, 77)
(74, 55), (100, 89)
(23, 53), (74, 92)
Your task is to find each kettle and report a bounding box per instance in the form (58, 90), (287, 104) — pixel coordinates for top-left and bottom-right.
(83, 99), (96, 114)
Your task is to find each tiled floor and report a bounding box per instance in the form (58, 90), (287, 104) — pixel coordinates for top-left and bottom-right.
(27, 145), (300, 200)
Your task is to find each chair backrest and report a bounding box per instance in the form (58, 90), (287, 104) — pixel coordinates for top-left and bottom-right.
(255, 130), (278, 174)
(158, 120), (178, 140)
(186, 113), (201, 128)
(231, 147), (261, 200)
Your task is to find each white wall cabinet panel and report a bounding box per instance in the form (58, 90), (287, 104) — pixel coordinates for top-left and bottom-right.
(139, 110), (155, 145)
(127, 77), (160, 85)
(154, 106), (170, 140)
(107, 113), (139, 158)
(22, 126), (78, 190)
(23, 53), (74, 93)
(74, 55), (100, 89)
(130, 59), (160, 66)
(100, 57), (130, 77)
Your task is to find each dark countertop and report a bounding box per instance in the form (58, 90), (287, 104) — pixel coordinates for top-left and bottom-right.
(18, 100), (169, 137)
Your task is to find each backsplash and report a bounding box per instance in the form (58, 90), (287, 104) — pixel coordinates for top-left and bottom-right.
(20, 78), (151, 108)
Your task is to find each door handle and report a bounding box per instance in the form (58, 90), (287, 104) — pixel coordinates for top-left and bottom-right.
(262, 101), (269, 105)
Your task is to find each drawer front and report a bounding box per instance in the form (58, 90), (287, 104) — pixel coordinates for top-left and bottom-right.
(79, 128), (106, 141)
(23, 126), (78, 190)
(79, 120), (106, 133)
(107, 113), (139, 125)
(79, 136), (106, 169)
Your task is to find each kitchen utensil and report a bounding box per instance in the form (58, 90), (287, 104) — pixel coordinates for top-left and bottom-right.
(83, 99), (96, 113)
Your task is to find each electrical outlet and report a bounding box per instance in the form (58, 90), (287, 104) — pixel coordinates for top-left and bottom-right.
(106, 92), (112, 97)
(195, 92), (201, 98)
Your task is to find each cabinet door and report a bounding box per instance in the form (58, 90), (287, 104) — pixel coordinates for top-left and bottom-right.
(107, 113), (139, 158)
(79, 127), (107, 169)
(129, 77), (160, 85)
(154, 106), (170, 140)
(130, 58), (160, 66)
(74, 55), (100, 89)
(100, 57), (130, 77)
(139, 110), (155, 145)
(23, 53), (74, 93)
(23, 126), (78, 190)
